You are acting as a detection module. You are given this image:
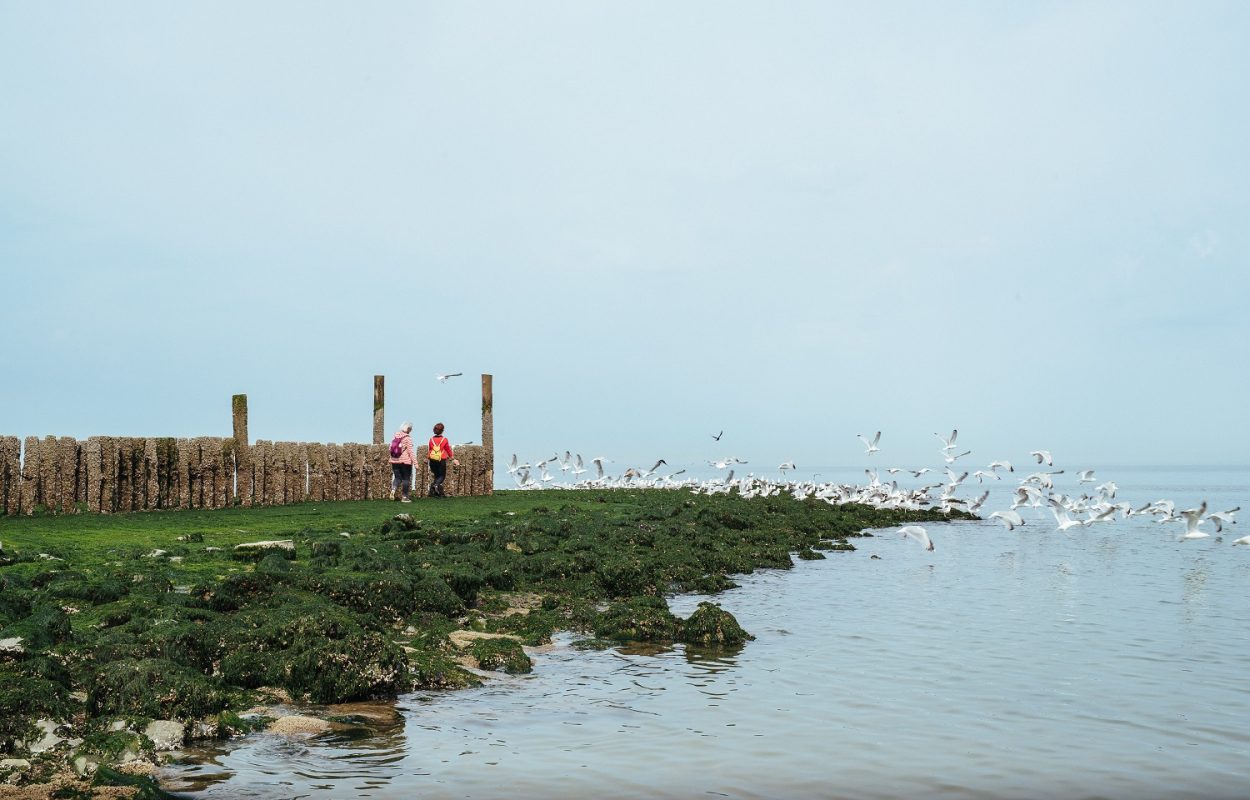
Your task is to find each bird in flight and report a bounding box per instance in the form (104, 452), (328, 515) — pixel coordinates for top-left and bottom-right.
(435, 373), (463, 383)
(857, 431), (881, 455)
(711, 430), (724, 441)
(898, 525), (935, 551)
(935, 430), (958, 451)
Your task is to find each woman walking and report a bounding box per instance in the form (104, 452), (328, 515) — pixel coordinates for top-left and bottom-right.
(389, 422), (416, 503)
(427, 422), (458, 498)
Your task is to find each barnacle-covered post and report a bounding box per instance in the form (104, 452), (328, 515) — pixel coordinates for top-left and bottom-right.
(232, 394), (251, 506)
(373, 375), (385, 446)
(481, 373), (493, 495)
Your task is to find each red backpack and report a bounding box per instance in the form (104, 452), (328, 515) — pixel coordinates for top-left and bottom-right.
(389, 435), (404, 458)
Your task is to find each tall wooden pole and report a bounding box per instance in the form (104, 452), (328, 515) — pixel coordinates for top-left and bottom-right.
(481, 374), (493, 495)
(373, 375), (385, 445)
(232, 394), (251, 506)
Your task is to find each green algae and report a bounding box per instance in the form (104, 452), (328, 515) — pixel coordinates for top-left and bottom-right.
(0, 488), (972, 782)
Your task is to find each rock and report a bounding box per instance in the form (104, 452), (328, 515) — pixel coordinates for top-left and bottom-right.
(73, 754), (98, 776)
(391, 514), (419, 531)
(232, 540), (295, 561)
(0, 637), (23, 654)
(678, 602), (754, 646)
(144, 549), (168, 558)
(26, 719), (67, 754)
(143, 720), (185, 751)
(0, 759), (31, 782)
(107, 720), (127, 732)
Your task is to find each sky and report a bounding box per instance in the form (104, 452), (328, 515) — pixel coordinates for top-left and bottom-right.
(1, 1), (1247, 474)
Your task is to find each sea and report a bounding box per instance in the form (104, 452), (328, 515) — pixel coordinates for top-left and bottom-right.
(160, 465), (1250, 800)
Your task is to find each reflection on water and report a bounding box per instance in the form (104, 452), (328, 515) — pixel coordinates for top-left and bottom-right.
(163, 468), (1250, 800)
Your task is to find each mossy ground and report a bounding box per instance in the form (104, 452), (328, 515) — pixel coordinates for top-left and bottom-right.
(0, 489), (968, 779)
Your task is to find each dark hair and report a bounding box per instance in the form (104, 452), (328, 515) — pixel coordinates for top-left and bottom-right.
(433, 422), (444, 435)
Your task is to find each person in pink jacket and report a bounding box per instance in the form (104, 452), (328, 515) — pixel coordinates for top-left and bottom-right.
(388, 422), (417, 502)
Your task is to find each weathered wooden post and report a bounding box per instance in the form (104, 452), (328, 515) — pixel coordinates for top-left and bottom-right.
(481, 373), (493, 495)
(373, 375), (385, 446)
(233, 394), (251, 506)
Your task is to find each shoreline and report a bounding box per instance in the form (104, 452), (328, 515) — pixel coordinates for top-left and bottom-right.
(1, 489), (971, 797)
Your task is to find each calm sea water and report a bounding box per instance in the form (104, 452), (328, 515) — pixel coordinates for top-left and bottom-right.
(162, 467), (1250, 800)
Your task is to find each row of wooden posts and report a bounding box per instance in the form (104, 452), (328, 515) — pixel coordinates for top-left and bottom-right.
(0, 374), (494, 516)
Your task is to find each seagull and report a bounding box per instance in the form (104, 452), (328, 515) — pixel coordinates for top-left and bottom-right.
(435, 373), (463, 383)
(1077, 470), (1096, 483)
(642, 459), (667, 478)
(1233, 535), (1250, 546)
(908, 468), (933, 478)
(935, 430), (958, 451)
(857, 431), (882, 455)
(572, 454), (587, 478)
(943, 449), (972, 464)
(898, 525), (935, 551)
(988, 460), (1014, 473)
(1048, 498), (1087, 532)
(778, 462), (796, 477)
(711, 430), (724, 441)
(1178, 501), (1209, 540)
(989, 510), (1025, 531)
(1208, 506), (1240, 532)
(1030, 450), (1054, 467)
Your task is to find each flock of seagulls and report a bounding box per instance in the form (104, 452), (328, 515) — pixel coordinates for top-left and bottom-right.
(503, 428), (1244, 553)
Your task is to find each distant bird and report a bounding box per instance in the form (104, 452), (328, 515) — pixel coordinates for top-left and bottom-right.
(1030, 450), (1054, 466)
(1233, 535), (1250, 546)
(857, 431), (881, 455)
(642, 459), (667, 478)
(967, 491), (990, 514)
(989, 510), (1025, 531)
(908, 468), (933, 478)
(778, 462), (796, 476)
(988, 460), (1014, 473)
(943, 449), (972, 464)
(1077, 470), (1096, 483)
(898, 525), (934, 551)
(435, 373), (463, 383)
(935, 430), (959, 451)
(572, 454), (587, 478)
(711, 430), (724, 441)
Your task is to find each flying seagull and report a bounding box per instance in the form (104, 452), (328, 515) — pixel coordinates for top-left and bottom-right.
(857, 431), (881, 455)
(711, 430), (724, 441)
(435, 373), (463, 383)
(898, 525), (935, 551)
(935, 430), (958, 451)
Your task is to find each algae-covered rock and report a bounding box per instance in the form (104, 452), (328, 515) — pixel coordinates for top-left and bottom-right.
(88, 659), (230, 720)
(594, 596), (681, 642)
(231, 540), (295, 562)
(797, 546), (825, 560)
(467, 637), (532, 674)
(679, 602), (753, 646)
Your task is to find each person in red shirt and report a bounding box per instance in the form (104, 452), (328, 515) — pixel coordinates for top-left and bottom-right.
(427, 422), (459, 498)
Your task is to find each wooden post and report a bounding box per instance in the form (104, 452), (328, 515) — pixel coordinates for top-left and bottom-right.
(481, 373), (493, 495)
(232, 394), (251, 506)
(373, 375), (385, 446)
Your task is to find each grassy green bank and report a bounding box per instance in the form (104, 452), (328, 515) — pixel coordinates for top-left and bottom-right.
(0, 490), (968, 794)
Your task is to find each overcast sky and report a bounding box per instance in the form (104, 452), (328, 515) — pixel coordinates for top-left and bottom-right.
(1, 1), (1247, 473)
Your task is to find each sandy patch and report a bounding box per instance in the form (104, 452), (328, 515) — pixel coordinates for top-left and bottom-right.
(266, 716), (331, 736)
